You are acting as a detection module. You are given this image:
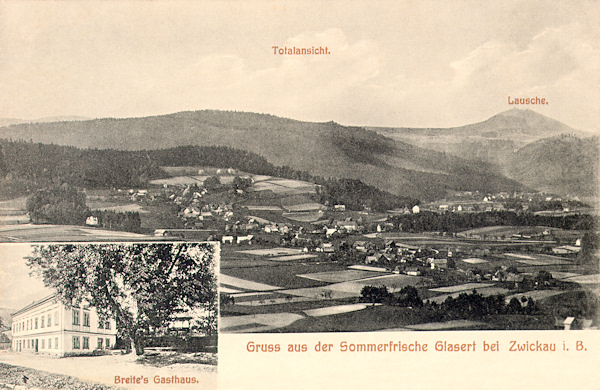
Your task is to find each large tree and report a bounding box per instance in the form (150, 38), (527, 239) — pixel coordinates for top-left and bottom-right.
(27, 242), (217, 355)
(26, 184), (89, 225)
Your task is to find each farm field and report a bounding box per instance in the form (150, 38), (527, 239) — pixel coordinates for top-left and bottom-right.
(504, 290), (568, 303)
(427, 286), (511, 304)
(562, 274), (600, 285)
(282, 203), (324, 212)
(298, 269), (382, 283)
(404, 320), (486, 330)
(252, 178), (317, 195)
(150, 175), (206, 186)
(219, 274), (282, 291)
(0, 223), (153, 242)
(430, 283), (496, 293)
(0, 215), (28, 224)
(237, 247), (303, 256)
(90, 203), (147, 213)
(514, 258), (572, 266)
(270, 254), (318, 261)
(221, 262), (343, 290)
(283, 211), (323, 222)
(461, 258), (488, 264)
(246, 205), (282, 211)
(303, 303), (377, 317)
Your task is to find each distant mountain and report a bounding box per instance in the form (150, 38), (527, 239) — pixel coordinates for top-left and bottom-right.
(507, 135), (599, 198)
(0, 110), (525, 200)
(374, 108), (589, 141)
(33, 116), (91, 123)
(0, 118), (25, 127)
(371, 109), (598, 198)
(0, 116), (90, 128)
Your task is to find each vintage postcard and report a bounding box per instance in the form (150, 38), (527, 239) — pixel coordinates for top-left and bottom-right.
(0, 0), (598, 389)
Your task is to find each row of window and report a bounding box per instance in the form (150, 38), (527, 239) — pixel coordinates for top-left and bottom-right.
(15, 337), (59, 350)
(14, 336), (111, 351)
(13, 312), (59, 333)
(72, 310), (110, 329)
(14, 310), (111, 333)
(14, 311), (111, 333)
(72, 336), (111, 350)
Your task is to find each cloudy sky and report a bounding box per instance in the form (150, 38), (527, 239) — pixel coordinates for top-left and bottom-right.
(1, 0), (598, 131)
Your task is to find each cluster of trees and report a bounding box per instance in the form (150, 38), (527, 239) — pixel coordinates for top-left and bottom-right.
(316, 178), (416, 212)
(26, 184), (88, 225)
(88, 210), (142, 233)
(27, 242), (217, 355)
(432, 290), (538, 318)
(0, 140), (164, 198)
(25, 185), (141, 232)
(390, 210), (595, 233)
(359, 286), (423, 308)
(360, 285), (540, 319)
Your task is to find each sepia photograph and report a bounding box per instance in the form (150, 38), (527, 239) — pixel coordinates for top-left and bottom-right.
(0, 0), (599, 389)
(0, 242), (218, 389)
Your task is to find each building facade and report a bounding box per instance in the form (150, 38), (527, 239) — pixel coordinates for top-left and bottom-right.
(11, 294), (117, 356)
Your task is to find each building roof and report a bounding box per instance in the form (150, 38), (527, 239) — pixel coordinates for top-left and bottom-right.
(12, 294), (58, 317)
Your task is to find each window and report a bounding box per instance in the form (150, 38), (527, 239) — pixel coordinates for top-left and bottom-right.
(48, 338), (51, 349)
(55, 337), (59, 349)
(97, 338), (103, 350)
(105, 338), (110, 350)
(41, 315), (44, 328)
(72, 310), (80, 325)
(83, 337), (89, 350)
(34, 317), (38, 329)
(54, 311), (59, 326)
(98, 321), (104, 329)
(105, 321), (111, 330)
(41, 339), (45, 349)
(72, 336), (80, 349)
(47, 314), (51, 328)
(83, 312), (90, 327)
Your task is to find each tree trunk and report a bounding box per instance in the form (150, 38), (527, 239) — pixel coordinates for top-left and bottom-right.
(133, 335), (145, 355)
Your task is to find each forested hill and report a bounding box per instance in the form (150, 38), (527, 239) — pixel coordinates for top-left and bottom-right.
(371, 109), (598, 198)
(507, 135), (599, 197)
(0, 110), (525, 200)
(0, 141), (418, 211)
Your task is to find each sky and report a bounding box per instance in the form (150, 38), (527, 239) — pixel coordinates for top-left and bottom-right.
(1, 0), (599, 132)
(0, 244), (52, 311)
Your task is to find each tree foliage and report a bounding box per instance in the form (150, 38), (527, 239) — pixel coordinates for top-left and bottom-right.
(26, 242), (217, 355)
(26, 184), (88, 225)
(390, 210), (596, 232)
(1, 139), (416, 212)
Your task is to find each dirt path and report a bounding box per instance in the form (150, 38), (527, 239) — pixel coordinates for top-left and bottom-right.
(0, 352), (216, 389)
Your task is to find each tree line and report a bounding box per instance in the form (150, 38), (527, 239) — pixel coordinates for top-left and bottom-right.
(1, 140), (416, 211)
(389, 210), (595, 232)
(26, 184), (141, 232)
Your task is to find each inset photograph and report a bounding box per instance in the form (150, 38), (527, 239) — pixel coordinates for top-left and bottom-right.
(0, 242), (217, 389)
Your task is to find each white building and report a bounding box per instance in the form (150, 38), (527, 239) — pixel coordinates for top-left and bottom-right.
(11, 294), (117, 356)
